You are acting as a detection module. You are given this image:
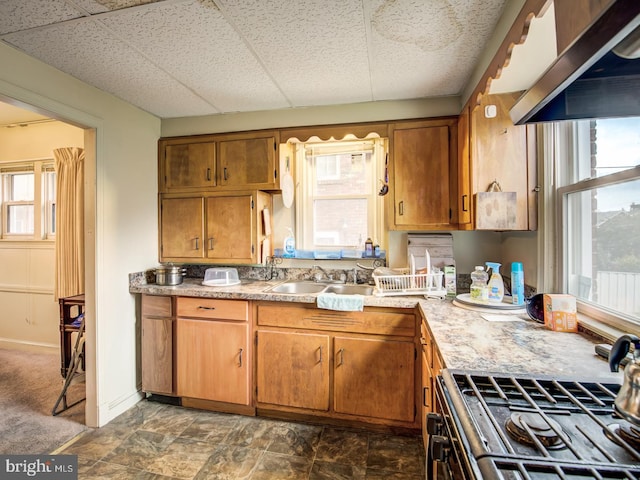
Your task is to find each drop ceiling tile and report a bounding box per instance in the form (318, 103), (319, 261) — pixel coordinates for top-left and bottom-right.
(2, 19), (217, 117)
(218, 0), (372, 107)
(72, 0), (165, 14)
(367, 0), (506, 99)
(100, 0), (290, 113)
(0, 0), (84, 35)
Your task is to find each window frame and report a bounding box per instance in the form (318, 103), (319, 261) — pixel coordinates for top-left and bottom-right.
(295, 138), (386, 252)
(0, 159), (56, 241)
(548, 120), (640, 336)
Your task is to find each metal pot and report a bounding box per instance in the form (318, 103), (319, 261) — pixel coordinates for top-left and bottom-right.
(155, 265), (186, 285)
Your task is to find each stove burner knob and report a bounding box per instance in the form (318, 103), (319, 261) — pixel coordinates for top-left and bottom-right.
(426, 413), (443, 435)
(430, 435), (451, 462)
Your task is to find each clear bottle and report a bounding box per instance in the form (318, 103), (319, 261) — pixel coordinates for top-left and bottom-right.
(486, 262), (504, 303)
(283, 228), (295, 258)
(470, 266), (488, 302)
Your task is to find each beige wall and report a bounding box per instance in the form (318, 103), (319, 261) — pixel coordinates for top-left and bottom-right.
(0, 42), (161, 428)
(0, 121), (84, 160)
(0, 120), (84, 351)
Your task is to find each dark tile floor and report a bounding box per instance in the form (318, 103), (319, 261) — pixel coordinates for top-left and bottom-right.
(58, 399), (425, 479)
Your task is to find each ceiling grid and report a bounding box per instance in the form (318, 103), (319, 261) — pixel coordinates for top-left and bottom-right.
(0, 0), (509, 119)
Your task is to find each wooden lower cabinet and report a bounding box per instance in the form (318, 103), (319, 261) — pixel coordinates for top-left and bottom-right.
(256, 302), (419, 428)
(256, 330), (330, 410)
(141, 295), (174, 395)
(333, 336), (415, 422)
(176, 319), (249, 405)
(175, 297), (251, 406)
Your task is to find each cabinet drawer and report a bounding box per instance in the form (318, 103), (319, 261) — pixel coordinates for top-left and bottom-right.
(142, 294), (172, 317)
(177, 297), (248, 321)
(257, 304), (415, 336)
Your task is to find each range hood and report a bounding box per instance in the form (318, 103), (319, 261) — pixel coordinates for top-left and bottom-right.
(510, 0), (640, 124)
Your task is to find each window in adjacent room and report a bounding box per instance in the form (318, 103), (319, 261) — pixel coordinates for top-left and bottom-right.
(0, 160), (56, 239)
(554, 117), (640, 331)
(295, 138), (386, 252)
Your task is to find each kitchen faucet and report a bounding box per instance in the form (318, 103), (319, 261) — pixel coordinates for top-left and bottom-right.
(311, 265), (345, 283)
(311, 265), (332, 282)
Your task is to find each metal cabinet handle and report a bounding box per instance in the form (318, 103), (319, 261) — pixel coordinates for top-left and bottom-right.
(223, 167), (228, 181)
(423, 386), (430, 407)
(194, 236), (199, 250)
(197, 306), (216, 310)
(337, 348), (344, 366)
(318, 346), (323, 364)
(398, 201), (404, 216)
(208, 237), (214, 250)
(238, 348), (243, 367)
(462, 194), (468, 212)
(206, 167), (211, 182)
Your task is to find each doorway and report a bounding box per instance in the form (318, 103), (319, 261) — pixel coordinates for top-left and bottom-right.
(0, 97), (96, 440)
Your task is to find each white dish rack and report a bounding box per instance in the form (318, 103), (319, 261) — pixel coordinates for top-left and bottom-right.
(373, 272), (446, 297)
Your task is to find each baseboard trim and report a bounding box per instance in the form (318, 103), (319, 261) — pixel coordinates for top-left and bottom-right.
(0, 338), (58, 354)
(97, 389), (145, 427)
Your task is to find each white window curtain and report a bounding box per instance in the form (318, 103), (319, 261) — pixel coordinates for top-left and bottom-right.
(53, 147), (84, 300)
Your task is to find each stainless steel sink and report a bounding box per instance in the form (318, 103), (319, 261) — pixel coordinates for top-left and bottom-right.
(268, 281), (327, 294)
(323, 284), (374, 296)
(268, 281), (373, 295)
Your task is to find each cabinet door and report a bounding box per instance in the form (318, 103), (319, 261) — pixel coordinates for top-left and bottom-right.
(176, 319), (249, 405)
(142, 315), (174, 395)
(392, 124), (453, 228)
(218, 136), (276, 188)
(160, 196), (205, 260)
(256, 330), (330, 411)
(162, 142), (215, 191)
(334, 336), (415, 422)
(206, 195), (253, 261)
(472, 93), (536, 230)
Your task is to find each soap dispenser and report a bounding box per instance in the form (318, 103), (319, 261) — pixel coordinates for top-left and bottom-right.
(283, 228), (295, 258)
(485, 262), (504, 303)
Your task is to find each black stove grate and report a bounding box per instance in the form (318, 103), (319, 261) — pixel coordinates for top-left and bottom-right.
(440, 370), (640, 479)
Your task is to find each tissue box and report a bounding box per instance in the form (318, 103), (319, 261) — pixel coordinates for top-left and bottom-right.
(543, 294), (577, 332)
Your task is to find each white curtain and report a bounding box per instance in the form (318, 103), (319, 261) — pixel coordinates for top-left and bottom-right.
(54, 147), (85, 300)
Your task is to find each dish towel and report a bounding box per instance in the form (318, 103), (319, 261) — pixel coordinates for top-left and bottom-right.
(316, 293), (364, 312)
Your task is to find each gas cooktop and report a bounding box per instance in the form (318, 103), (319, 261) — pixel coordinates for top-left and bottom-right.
(436, 369), (640, 479)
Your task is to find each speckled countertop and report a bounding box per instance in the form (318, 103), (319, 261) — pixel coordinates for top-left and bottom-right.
(130, 276), (622, 384)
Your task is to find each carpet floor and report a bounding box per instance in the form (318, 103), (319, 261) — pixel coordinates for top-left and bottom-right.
(0, 347), (88, 454)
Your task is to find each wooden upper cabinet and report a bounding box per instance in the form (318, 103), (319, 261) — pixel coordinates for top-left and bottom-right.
(160, 140), (216, 192)
(160, 196), (205, 260)
(206, 194), (254, 262)
(469, 93), (537, 231)
(159, 131), (279, 193)
(389, 119), (458, 230)
(218, 134), (277, 188)
(159, 191), (270, 265)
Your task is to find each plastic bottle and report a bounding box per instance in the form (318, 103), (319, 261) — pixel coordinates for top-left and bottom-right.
(470, 266), (489, 302)
(364, 237), (373, 257)
(511, 262), (525, 305)
(486, 262), (504, 303)
(283, 228), (295, 258)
